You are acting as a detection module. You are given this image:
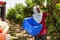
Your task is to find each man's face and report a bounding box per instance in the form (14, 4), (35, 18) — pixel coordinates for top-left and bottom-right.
(36, 7), (40, 13)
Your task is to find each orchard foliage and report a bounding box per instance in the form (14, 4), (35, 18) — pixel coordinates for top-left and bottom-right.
(6, 0), (60, 40)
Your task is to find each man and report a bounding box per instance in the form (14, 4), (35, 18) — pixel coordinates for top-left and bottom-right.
(33, 5), (49, 40)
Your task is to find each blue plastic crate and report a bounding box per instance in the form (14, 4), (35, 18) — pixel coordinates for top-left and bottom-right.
(22, 17), (43, 36)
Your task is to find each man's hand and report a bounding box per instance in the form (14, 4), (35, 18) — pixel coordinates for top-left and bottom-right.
(47, 13), (50, 16)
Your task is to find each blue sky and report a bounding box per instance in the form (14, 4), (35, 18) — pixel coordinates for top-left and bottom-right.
(0, 0), (26, 13)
